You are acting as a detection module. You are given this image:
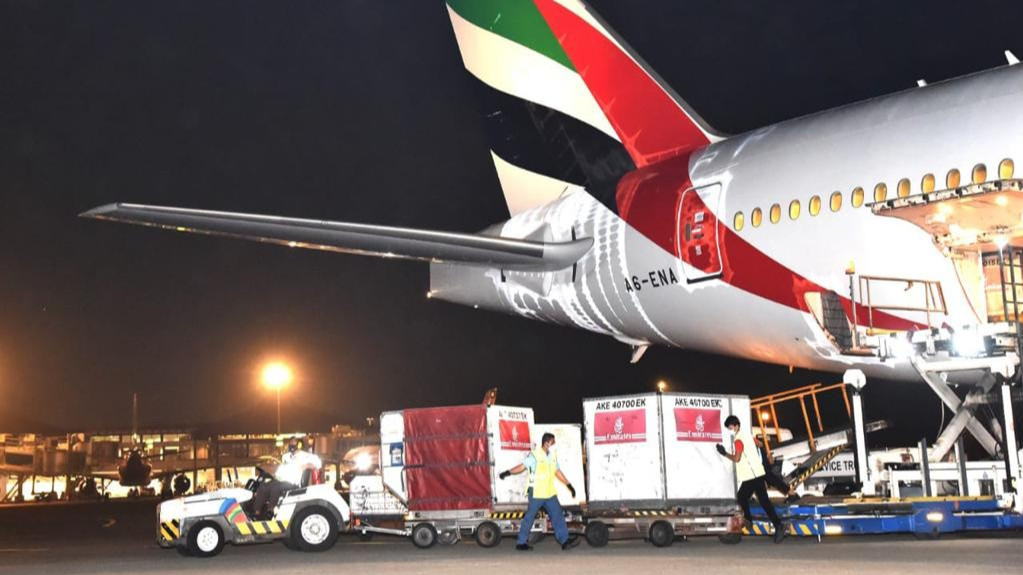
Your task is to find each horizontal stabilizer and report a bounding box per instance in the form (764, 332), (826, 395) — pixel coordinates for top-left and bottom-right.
(80, 203), (592, 271)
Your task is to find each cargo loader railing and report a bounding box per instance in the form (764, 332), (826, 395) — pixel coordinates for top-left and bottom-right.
(751, 383), (851, 456)
(856, 275), (947, 336)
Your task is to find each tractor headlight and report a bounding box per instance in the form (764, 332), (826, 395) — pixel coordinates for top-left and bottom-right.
(355, 453), (373, 471)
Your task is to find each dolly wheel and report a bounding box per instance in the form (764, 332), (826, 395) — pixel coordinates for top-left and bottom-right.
(475, 521), (501, 548)
(411, 523), (438, 549)
(718, 532), (742, 545)
(584, 521), (609, 547)
(649, 520), (674, 547)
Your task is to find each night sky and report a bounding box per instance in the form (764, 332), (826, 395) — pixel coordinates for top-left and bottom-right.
(3, 1), (1023, 443)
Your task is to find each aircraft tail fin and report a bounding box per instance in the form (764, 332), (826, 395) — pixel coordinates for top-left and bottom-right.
(445, 0), (722, 214)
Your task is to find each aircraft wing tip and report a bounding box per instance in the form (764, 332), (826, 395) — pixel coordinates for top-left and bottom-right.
(79, 203), (122, 219)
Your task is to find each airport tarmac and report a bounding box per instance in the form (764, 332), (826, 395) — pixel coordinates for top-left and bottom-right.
(0, 500), (1020, 574)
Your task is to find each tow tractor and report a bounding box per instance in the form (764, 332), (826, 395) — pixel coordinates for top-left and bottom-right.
(157, 466), (350, 558)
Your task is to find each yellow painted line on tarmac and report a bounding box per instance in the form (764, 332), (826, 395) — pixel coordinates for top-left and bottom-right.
(102, 519), (117, 528)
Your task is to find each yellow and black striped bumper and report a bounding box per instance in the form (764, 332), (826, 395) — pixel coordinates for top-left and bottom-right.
(744, 520), (820, 536)
(489, 511), (525, 520)
(159, 519), (181, 542)
(236, 520), (289, 536)
(627, 510), (672, 517)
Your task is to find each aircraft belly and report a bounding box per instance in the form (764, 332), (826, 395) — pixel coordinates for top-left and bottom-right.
(430, 190), (924, 382)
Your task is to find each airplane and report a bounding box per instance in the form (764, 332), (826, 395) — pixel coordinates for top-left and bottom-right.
(93, 394), (270, 497)
(116, 393), (153, 489)
(82, 1), (1023, 398)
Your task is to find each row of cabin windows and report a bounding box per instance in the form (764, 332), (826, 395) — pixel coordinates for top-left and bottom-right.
(732, 158), (1015, 231)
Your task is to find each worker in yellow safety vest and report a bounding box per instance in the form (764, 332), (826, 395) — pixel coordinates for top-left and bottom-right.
(498, 432), (580, 551)
(716, 415), (788, 543)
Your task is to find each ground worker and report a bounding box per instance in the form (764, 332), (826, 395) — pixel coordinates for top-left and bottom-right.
(754, 434), (798, 503)
(716, 415), (788, 543)
(498, 432), (581, 551)
(252, 437), (322, 518)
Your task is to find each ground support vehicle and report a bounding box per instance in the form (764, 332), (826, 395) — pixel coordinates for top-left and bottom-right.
(746, 497), (1023, 540)
(157, 468), (350, 558)
(581, 392), (749, 547)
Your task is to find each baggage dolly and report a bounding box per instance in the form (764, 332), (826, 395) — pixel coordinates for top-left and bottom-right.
(355, 507), (584, 548)
(583, 506), (744, 547)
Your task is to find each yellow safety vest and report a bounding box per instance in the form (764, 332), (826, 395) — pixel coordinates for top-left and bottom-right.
(734, 428), (766, 483)
(527, 448), (558, 499)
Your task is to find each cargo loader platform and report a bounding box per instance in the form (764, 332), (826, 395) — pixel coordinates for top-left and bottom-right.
(746, 497), (1023, 540)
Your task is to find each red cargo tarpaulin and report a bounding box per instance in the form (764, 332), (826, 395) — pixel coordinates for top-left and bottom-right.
(403, 405), (492, 511)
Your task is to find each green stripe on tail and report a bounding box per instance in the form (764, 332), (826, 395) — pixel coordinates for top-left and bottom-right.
(446, 0), (575, 71)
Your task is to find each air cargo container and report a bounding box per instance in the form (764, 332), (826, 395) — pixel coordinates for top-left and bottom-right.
(582, 392), (746, 547)
(358, 404), (583, 548)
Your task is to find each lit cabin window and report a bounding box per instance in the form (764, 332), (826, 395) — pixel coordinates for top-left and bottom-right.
(873, 183), (887, 203)
(751, 207), (763, 227)
(947, 168), (961, 189)
(734, 211), (745, 231)
(830, 191), (842, 212)
(851, 187), (864, 207)
(972, 163), (987, 184)
(921, 174), (935, 195)
(999, 158), (1014, 179)
(897, 178), (911, 198)
(769, 203), (781, 224)
(789, 200), (801, 220)
(809, 195), (822, 216)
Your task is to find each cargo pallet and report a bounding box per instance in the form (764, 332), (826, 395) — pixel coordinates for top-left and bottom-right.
(583, 507), (744, 547)
(746, 497), (1023, 540)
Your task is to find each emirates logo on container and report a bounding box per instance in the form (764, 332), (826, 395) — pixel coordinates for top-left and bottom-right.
(499, 419), (531, 450)
(593, 409), (646, 444)
(675, 408), (722, 442)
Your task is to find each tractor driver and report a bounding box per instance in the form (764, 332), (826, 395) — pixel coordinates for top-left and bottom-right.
(252, 438), (322, 519)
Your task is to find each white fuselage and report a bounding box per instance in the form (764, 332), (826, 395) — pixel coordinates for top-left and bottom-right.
(431, 63), (1023, 382)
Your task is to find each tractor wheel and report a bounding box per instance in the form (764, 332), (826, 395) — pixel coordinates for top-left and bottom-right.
(186, 521), (225, 558)
(290, 506), (339, 552)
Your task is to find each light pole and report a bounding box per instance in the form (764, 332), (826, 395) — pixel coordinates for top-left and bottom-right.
(656, 380), (668, 393)
(262, 362), (293, 435)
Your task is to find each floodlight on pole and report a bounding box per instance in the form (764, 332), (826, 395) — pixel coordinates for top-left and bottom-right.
(262, 362), (293, 435)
